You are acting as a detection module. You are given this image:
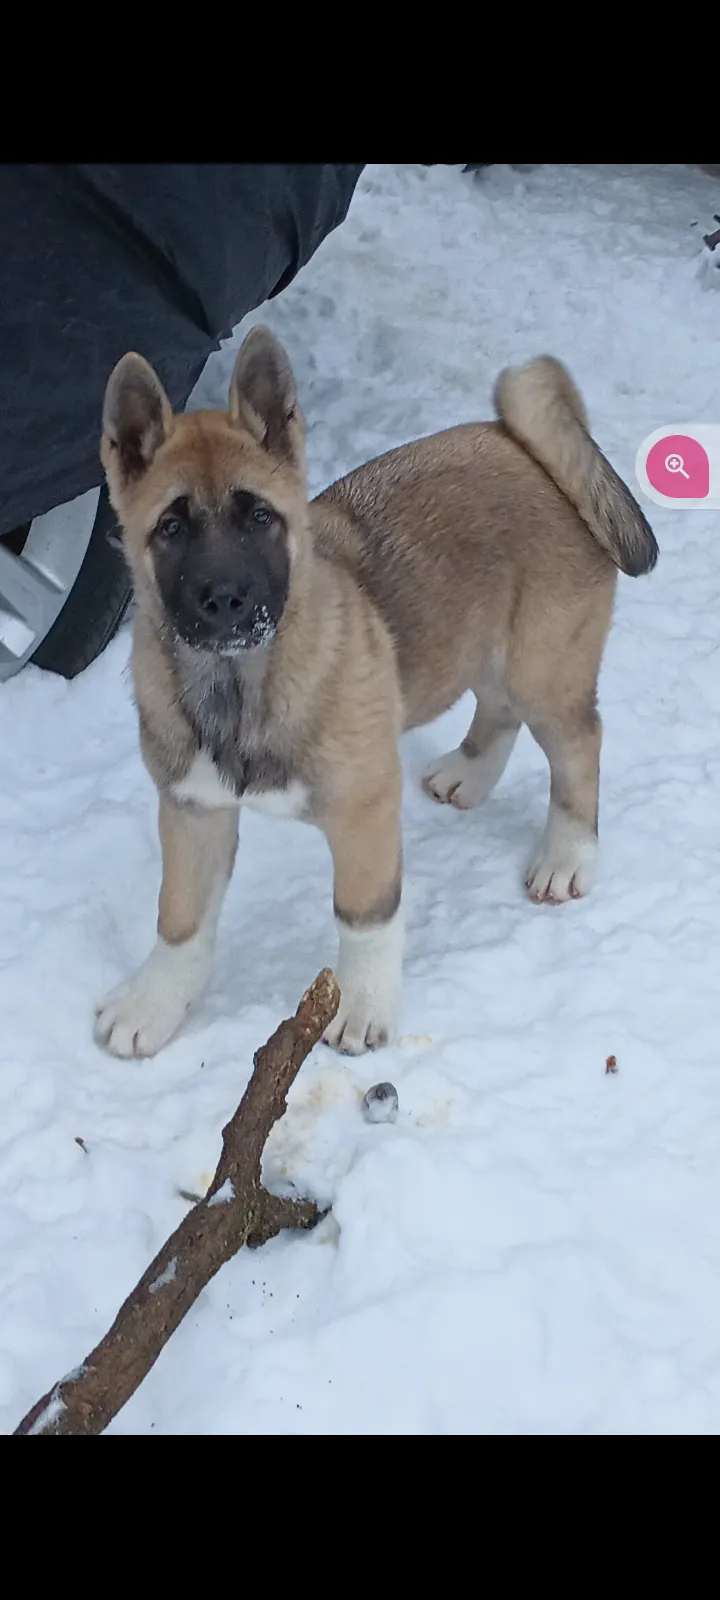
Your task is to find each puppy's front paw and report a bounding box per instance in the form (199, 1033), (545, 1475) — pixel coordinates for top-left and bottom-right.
(422, 748), (489, 809)
(323, 913), (403, 1057)
(94, 937), (209, 1059)
(94, 980), (187, 1059)
(324, 995), (397, 1055)
(525, 812), (597, 904)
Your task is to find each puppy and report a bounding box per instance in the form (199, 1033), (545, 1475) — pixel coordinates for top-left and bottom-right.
(95, 328), (657, 1058)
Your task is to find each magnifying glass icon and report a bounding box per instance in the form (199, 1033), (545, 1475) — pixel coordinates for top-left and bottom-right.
(665, 452), (690, 480)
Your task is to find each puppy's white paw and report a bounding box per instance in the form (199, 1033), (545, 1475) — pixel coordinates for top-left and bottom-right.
(324, 994), (398, 1056)
(324, 912), (403, 1057)
(94, 935), (211, 1059)
(94, 983), (187, 1058)
(422, 730), (517, 811)
(422, 749), (486, 809)
(526, 810), (597, 904)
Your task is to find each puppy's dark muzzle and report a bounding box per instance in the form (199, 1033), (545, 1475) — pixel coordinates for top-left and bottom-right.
(197, 579), (253, 634)
(176, 575), (279, 652)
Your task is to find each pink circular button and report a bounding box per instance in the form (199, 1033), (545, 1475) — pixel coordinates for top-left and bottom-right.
(646, 434), (709, 498)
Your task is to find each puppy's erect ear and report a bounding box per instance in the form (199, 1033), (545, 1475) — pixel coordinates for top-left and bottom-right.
(229, 326), (302, 462)
(102, 353), (172, 482)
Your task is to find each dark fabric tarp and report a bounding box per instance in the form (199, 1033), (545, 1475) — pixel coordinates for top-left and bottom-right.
(0, 163), (364, 536)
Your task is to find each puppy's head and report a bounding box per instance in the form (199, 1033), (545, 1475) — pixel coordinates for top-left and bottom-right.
(101, 326), (308, 655)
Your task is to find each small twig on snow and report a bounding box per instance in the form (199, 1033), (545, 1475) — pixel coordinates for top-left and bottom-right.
(13, 968), (339, 1437)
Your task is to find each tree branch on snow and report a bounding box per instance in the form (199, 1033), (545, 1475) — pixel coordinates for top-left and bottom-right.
(13, 968), (340, 1437)
(703, 216), (720, 251)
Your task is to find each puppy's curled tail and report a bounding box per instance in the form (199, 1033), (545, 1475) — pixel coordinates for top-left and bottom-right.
(494, 356), (658, 577)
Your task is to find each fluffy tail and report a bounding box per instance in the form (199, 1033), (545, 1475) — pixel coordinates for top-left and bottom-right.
(494, 356), (658, 577)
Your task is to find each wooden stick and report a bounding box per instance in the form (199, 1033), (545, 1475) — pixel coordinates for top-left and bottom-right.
(14, 969), (340, 1437)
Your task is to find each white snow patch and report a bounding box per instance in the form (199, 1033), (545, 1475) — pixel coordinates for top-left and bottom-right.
(207, 1179), (235, 1206)
(3, 164), (720, 1435)
(28, 1387), (67, 1435)
(149, 1258), (178, 1294)
(62, 1363), (88, 1384)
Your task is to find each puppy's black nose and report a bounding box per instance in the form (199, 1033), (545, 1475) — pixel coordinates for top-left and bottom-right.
(197, 580), (249, 625)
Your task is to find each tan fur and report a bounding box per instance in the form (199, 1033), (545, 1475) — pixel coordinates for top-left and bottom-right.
(494, 356), (657, 578)
(157, 797), (238, 945)
(97, 329), (657, 1056)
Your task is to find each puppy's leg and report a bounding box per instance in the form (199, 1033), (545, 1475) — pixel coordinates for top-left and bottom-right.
(323, 774), (403, 1055)
(525, 708), (601, 903)
(95, 797), (238, 1058)
(423, 686), (520, 810)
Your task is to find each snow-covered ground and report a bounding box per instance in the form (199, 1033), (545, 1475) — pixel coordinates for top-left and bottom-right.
(2, 163), (720, 1435)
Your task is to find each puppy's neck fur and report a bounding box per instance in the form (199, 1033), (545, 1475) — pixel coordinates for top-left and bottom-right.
(156, 553), (329, 797)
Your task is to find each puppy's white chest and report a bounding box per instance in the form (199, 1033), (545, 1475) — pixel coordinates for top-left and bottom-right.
(171, 751), (308, 820)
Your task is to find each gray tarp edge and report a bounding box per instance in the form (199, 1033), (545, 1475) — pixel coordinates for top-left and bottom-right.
(0, 163), (364, 535)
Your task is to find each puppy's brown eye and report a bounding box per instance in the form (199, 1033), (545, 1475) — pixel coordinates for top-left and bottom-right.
(252, 507), (271, 525)
(158, 515), (182, 538)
